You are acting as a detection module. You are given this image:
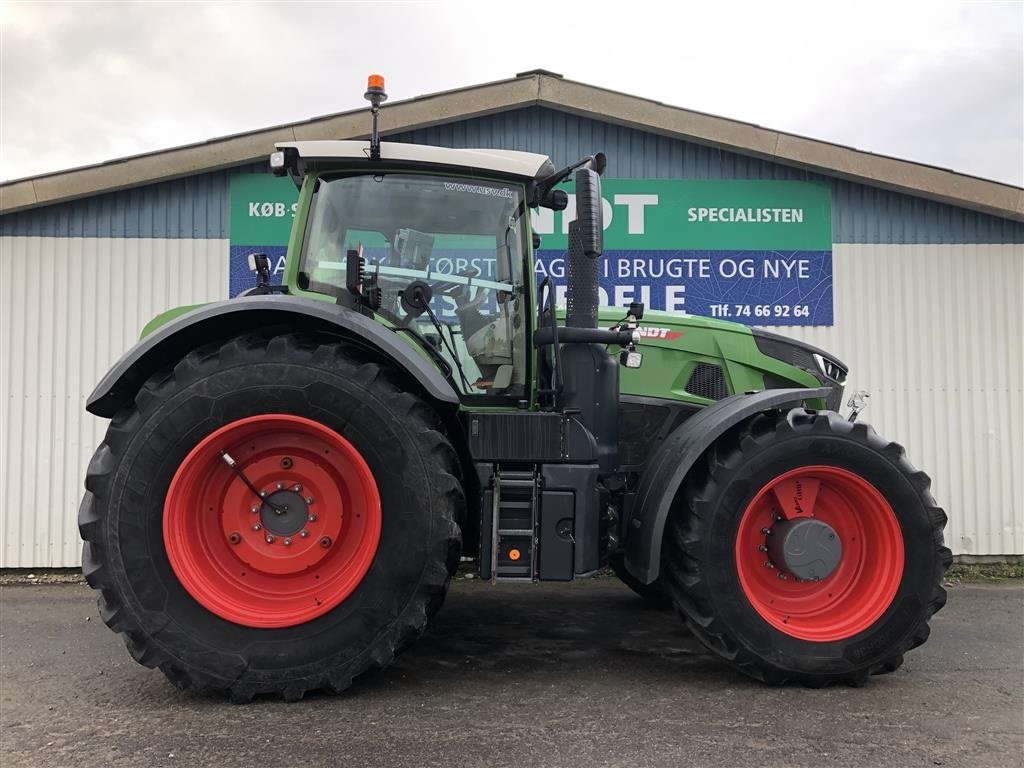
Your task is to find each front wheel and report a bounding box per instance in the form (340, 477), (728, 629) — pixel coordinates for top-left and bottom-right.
(662, 408), (951, 686)
(609, 554), (672, 608)
(79, 334), (463, 701)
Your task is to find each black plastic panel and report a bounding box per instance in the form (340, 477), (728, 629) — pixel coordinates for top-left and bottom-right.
(560, 343), (620, 474)
(542, 464), (601, 574)
(539, 491), (575, 580)
(618, 396), (700, 471)
(467, 412), (563, 461)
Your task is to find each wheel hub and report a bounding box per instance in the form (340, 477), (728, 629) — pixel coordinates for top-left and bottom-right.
(163, 414), (382, 628)
(735, 465), (904, 642)
(766, 517), (842, 581)
(259, 490), (310, 536)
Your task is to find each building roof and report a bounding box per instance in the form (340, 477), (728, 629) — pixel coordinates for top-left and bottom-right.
(277, 140), (552, 179)
(2, 70), (1022, 221)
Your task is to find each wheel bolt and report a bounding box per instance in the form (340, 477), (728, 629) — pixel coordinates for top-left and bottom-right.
(777, 572), (788, 580)
(306, 497), (314, 505)
(265, 534), (276, 544)
(250, 506), (259, 514)
(319, 536), (332, 549)
(292, 484), (302, 492)
(308, 514), (317, 522)
(757, 544), (768, 552)
(228, 532), (241, 545)
(284, 538), (292, 546)
(300, 530), (309, 538)
(761, 527), (771, 535)
(281, 457), (293, 469)
(252, 523), (262, 531)
(276, 482), (284, 490)
(763, 560), (774, 569)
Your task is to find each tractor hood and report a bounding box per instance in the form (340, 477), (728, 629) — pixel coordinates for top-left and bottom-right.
(596, 307), (846, 410)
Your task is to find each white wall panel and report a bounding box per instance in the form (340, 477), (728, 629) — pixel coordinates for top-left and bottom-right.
(0, 237), (228, 567)
(0, 238), (1021, 566)
(779, 243), (1023, 557)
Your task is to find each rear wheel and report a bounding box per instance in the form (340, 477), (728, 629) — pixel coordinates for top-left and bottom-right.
(662, 408), (951, 686)
(79, 334), (463, 701)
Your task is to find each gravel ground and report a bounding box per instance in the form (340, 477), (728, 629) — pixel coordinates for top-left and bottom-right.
(1, 579), (1021, 768)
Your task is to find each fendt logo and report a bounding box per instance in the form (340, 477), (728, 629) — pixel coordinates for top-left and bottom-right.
(636, 327), (683, 341)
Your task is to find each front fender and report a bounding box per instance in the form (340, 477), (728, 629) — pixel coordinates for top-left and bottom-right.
(86, 295), (460, 417)
(623, 387), (832, 584)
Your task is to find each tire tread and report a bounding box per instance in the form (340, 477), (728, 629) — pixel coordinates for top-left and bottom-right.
(660, 408), (951, 687)
(79, 333), (463, 701)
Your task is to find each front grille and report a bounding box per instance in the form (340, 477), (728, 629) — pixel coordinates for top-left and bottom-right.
(685, 363), (729, 401)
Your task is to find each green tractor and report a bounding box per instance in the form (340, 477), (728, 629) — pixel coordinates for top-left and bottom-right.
(80, 77), (951, 701)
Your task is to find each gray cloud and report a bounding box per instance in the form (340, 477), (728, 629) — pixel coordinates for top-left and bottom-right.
(785, 10), (1023, 184)
(1, 0), (1021, 186)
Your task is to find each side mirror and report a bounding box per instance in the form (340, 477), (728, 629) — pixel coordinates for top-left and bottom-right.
(574, 168), (603, 259)
(247, 252), (271, 288)
(542, 188), (569, 211)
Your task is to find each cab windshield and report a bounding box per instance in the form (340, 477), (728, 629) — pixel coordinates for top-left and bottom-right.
(298, 173), (529, 398)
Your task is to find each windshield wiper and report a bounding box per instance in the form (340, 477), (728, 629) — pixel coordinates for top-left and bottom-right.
(392, 324), (455, 381)
(396, 280), (473, 392)
(419, 302), (472, 392)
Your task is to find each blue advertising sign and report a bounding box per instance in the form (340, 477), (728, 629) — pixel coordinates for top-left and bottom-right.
(229, 175), (833, 325)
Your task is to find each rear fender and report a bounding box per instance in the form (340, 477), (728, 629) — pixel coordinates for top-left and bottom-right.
(86, 296), (460, 417)
(623, 387), (832, 584)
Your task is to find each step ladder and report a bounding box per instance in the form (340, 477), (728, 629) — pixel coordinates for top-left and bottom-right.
(490, 469), (539, 583)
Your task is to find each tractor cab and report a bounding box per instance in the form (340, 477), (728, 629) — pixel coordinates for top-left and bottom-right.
(271, 141), (554, 401)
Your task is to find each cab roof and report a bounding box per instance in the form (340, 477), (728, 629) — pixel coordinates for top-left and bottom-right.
(275, 140), (553, 180)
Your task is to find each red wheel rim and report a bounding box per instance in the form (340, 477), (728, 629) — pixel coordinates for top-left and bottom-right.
(164, 415), (381, 628)
(735, 466), (904, 642)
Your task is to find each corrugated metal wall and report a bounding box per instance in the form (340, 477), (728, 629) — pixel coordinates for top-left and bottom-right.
(1, 105), (1022, 566)
(2, 238), (1020, 565)
(783, 244), (1024, 557)
(0, 236), (228, 567)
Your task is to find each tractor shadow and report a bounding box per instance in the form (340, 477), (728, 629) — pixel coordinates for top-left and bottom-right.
(365, 578), (743, 694)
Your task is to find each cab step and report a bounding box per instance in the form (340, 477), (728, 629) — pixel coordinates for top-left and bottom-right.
(488, 469), (539, 583)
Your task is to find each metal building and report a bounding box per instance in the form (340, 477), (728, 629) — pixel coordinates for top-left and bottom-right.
(2, 70), (1022, 568)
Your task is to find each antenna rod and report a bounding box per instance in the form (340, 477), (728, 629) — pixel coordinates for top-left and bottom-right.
(364, 74), (388, 161)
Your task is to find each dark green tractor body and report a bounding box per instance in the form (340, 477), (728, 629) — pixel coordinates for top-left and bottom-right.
(80, 89), (950, 700)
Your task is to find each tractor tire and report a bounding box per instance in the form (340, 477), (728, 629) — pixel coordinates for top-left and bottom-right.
(610, 554), (672, 608)
(78, 333), (463, 701)
(662, 408), (951, 687)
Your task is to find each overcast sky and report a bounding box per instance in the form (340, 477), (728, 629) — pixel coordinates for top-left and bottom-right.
(1, 0), (1021, 186)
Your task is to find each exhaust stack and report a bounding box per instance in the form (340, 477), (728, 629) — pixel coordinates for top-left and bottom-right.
(564, 167), (604, 328)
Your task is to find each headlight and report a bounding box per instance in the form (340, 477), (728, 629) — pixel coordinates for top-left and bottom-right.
(812, 352), (847, 385)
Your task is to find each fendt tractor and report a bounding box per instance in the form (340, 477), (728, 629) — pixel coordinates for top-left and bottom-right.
(80, 77), (951, 701)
